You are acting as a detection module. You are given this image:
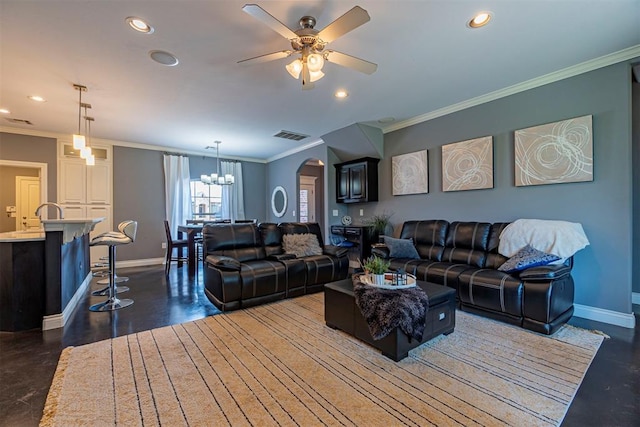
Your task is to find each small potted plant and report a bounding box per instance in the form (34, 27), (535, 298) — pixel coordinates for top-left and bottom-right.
(361, 255), (390, 285)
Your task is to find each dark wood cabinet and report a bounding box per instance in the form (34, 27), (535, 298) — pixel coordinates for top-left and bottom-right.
(334, 157), (379, 204)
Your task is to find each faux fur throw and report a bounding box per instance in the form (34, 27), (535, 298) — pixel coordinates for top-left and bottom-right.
(353, 277), (429, 342)
(282, 233), (323, 258)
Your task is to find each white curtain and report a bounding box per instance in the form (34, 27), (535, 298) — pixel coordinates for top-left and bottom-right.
(163, 154), (192, 238)
(220, 161), (245, 222)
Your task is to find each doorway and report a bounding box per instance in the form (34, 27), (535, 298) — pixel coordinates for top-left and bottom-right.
(297, 159), (324, 230)
(299, 175), (317, 222)
(0, 160), (47, 232)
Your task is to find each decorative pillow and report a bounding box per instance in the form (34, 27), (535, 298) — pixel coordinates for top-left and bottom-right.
(282, 233), (322, 258)
(383, 236), (420, 259)
(497, 244), (561, 273)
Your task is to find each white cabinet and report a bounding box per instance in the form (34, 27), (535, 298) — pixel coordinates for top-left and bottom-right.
(59, 160), (86, 204)
(59, 158), (111, 205)
(58, 141), (113, 263)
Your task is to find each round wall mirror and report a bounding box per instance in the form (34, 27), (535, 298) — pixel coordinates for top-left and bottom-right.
(271, 186), (287, 218)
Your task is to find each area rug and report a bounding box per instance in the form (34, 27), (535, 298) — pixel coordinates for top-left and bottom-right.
(41, 294), (604, 426)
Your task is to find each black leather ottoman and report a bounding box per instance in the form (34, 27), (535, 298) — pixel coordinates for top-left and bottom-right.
(324, 279), (456, 361)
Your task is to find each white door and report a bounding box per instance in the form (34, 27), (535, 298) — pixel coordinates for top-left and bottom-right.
(16, 176), (41, 230)
(299, 175), (316, 223)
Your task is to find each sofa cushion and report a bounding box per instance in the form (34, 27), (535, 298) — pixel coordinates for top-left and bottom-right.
(442, 222), (492, 267)
(458, 269), (524, 317)
(383, 236), (419, 259)
(283, 233), (323, 257)
(399, 220), (449, 261)
(497, 245), (560, 273)
(203, 223), (265, 262)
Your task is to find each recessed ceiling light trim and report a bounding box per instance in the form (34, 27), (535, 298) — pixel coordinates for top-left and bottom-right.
(126, 16), (154, 34)
(28, 95), (46, 102)
(468, 11), (492, 28)
(149, 50), (179, 66)
(335, 90), (348, 98)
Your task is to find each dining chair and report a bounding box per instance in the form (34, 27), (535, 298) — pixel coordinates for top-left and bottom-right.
(164, 220), (189, 275)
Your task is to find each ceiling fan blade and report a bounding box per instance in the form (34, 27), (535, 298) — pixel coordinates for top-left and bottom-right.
(242, 4), (298, 40)
(238, 50), (292, 65)
(317, 6), (370, 44)
(326, 50), (377, 74)
(302, 62), (314, 90)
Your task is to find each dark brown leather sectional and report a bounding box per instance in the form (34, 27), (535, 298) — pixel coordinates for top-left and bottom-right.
(202, 222), (349, 311)
(373, 220), (575, 334)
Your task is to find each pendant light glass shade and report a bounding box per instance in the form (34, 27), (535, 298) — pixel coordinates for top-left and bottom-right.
(73, 134), (86, 150)
(86, 154), (95, 166)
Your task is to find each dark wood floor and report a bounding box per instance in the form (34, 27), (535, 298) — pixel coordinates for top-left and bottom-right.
(0, 265), (638, 426)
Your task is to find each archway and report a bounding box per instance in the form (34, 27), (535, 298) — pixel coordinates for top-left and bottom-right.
(296, 159), (325, 231)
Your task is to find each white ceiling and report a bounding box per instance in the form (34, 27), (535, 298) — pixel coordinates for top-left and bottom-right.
(1, 1), (639, 162)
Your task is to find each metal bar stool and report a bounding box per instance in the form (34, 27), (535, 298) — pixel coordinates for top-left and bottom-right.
(91, 222), (131, 296)
(89, 220), (137, 312)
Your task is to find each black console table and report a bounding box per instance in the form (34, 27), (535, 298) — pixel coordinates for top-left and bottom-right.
(330, 225), (376, 261)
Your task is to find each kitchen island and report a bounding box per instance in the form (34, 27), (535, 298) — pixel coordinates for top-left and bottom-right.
(0, 218), (103, 331)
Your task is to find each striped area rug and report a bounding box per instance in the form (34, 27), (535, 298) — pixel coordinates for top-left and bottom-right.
(41, 293), (603, 426)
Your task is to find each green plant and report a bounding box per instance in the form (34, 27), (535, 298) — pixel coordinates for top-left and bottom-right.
(361, 255), (390, 275)
(363, 211), (393, 235)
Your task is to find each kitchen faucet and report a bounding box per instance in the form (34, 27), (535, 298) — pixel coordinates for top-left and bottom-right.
(35, 202), (64, 220)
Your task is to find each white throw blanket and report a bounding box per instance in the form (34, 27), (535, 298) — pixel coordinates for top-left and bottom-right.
(498, 219), (590, 259)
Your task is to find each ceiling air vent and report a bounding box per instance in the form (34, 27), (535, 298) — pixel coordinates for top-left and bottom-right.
(273, 130), (309, 141)
(5, 118), (33, 125)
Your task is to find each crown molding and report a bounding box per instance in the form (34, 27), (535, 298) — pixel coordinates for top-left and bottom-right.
(0, 126), (266, 163)
(266, 137), (325, 163)
(383, 44), (640, 134)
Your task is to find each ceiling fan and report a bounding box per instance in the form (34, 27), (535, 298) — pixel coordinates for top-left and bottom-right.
(238, 4), (377, 90)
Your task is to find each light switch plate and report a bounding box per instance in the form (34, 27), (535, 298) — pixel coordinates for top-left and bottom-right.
(332, 209), (338, 216)
(359, 209), (364, 216)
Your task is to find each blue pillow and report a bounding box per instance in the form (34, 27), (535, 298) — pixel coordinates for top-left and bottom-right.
(383, 236), (420, 259)
(498, 245), (560, 273)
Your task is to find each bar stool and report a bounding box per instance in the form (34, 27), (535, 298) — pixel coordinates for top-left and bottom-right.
(89, 220), (137, 312)
(91, 222), (131, 296)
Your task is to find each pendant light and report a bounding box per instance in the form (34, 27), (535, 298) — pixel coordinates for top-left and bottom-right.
(72, 84), (87, 149)
(83, 116), (95, 166)
(200, 141), (234, 185)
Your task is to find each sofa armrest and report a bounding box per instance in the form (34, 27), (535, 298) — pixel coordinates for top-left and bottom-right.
(205, 255), (241, 271)
(519, 260), (572, 280)
(323, 245), (349, 258)
(371, 244), (390, 259)
(268, 253), (297, 261)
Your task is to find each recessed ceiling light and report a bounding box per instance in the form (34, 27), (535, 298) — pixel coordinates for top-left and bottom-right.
(149, 50), (179, 66)
(468, 11), (492, 28)
(28, 95), (45, 102)
(335, 90), (348, 98)
(0, 108), (10, 114)
(126, 16), (154, 34)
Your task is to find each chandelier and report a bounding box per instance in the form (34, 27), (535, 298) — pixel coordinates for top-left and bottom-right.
(200, 141), (234, 186)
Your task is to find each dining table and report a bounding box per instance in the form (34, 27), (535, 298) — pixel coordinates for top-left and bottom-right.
(177, 224), (203, 276)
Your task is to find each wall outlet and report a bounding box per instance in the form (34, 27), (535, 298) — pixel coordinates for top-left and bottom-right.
(161, 242), (167, 249)
(332, 209), (339, 217)
(359, 209), (364, 216)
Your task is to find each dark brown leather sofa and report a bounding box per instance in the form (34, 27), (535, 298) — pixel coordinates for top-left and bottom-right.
(202, 222), (349, 311)
(373, 220), (574, 334)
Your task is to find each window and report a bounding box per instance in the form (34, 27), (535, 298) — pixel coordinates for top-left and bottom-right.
(190, 180), (222, 220)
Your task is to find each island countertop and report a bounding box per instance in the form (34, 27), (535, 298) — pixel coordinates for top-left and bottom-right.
(0, 230), (45, 242)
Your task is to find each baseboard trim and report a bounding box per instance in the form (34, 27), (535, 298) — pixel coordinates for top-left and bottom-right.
(116, 257), (165, 268)
(632, 292), (640, 305)
(42, 272), (92, 331)
(573, 303), (636, 329)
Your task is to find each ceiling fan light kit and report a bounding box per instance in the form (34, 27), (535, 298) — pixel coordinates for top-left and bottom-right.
(239, 4), (377, 89)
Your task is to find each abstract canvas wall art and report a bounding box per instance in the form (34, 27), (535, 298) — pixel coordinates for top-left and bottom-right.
(392, 150), (429, 195)
(441, 136), (493, 192)
(515, 115), (593, 186)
